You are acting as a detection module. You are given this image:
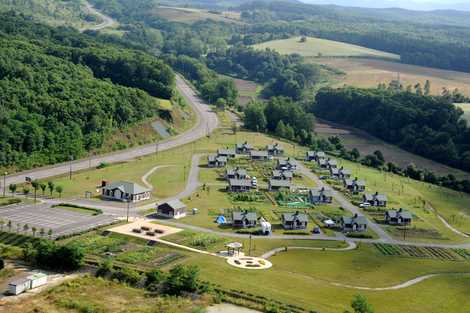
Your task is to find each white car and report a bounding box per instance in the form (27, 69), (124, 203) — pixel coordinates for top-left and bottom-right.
(359, 203), (371, 208)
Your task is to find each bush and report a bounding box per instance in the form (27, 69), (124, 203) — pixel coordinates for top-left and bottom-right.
(190, 234), (220, 249)
(165, 264), (200, 295)
(96, 259), (114, 278)
(31, 240), (84, 271)
(145, 268), (166, 291)
(111, 268), (142, 286)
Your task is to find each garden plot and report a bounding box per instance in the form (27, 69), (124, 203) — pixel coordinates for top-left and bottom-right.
(374, 243), (467, 261)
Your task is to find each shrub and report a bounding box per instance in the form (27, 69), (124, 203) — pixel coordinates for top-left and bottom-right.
(165, 264), (200, 295)
(96, 259), (114, 278)
(111, 268), (142, 286)
(190, 234), (220, 248)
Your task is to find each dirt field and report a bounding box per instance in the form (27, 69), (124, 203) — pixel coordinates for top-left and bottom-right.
(253, 37), (399, 60)
(312, 58), (470, 96)
(315, 120), (470, 180)
(219, 75), (260, 106)
(154, 6), (241, 24)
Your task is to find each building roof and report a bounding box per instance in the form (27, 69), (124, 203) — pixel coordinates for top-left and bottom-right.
(232, 211), (257, 222)
(387, 209), (412, 220)
(269, 179), (291, 188)
(236, 142), (252, 149)
(27, 273), (47, 280)
(208, 154), (227, 162)
(226, 168), (247, 177)
(365, 193), (387, 202)
(339, 168), (352, 175)
(318, 159), (327, 165)
(278, 158), (296, 166)
(282, 212), (308, 223)
(345, 178), (366, 187)
(160, 199), (187, 210)
(103, 181), (150, 195)
(229, 179), (253, 187)
(9, 278), (31, 286)
(267, 143), (284, 151)
(341, 215), (367, 226)
(250, 150), (269, 157)
(272, 170), (293, 179)
(327, 159), (338, 165)
(218, 148), (235, 155)
(330, 168), (339, 175)
(310, 187), (333, 197)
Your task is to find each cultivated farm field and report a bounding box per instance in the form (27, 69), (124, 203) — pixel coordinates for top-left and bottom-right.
(313, 58), (470, 96)
(154, 6), (241, 24)
(253, 36), (400, 60)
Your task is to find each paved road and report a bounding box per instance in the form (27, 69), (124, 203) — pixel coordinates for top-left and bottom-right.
(297, 162), (394, 242)
(1, 75), (218, 193)
(80, 2), (116, 32)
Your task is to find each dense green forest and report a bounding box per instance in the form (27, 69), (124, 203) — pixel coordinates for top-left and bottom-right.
(313, 87), (470, 172)
(0, 12), (175, 170)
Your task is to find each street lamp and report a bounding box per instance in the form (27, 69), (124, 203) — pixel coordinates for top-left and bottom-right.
(126, 198), (131, 222)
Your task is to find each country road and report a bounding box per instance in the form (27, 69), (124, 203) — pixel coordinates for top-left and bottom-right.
(79, 2), (116, 32)
(1, 75), (218, 193)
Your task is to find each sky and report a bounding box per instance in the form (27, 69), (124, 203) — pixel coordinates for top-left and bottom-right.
(302, 0), (470, 11)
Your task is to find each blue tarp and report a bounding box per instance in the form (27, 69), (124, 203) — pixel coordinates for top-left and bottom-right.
(216, 215), (226, 224)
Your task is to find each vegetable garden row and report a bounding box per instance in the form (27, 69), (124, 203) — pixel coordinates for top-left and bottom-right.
(374, 243), (470, 261)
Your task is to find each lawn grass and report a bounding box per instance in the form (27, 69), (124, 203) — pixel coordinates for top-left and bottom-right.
(253, 36), (399, 60)
(154, 6), (242, 24)
(0, 275), (210, 313)
(52, 204), (101, 215)
(332, 159), (470, 243)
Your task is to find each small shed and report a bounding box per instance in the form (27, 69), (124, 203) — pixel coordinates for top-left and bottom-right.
(157, 199), (187, 219)
(8, 278), (31, 295)
(28, 273), (48, 288)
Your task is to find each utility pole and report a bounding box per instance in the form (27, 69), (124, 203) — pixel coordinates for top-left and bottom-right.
(69, 155), (73, 180)
(2, 172), (6, 198)
(126, 200), (130, 223)
(249, 234), (252, 256)
(155, 142), (159, 157)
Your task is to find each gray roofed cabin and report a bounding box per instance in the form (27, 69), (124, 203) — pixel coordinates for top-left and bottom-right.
(217, 148), (236, 158)
(344, 177), (366, 193)
(327, 158), (338, 169)
(330, 167), (340, 178)
(272, 170), (293, 181)
(277, 157), (297, 171)
(385, 208), (412, 225)
(268, 179), (292, 191)
(340, 214), (368, 232)
(266, 143), (284, 156)
(318, 158), (328, 168)
(250, 150), (269, 161)
(208, 154), (227, 168)
(225, 167), (248, 180)
(157, 199), (187, 219)
(101, 181), (151, 203)
(363, 192), (388, 207)
(338, 167), (352, 179)
(228, 179), (253, 192)
(235, 142), (253, 154)
(281, 211), (308, 230)
(309, 187), (333, 204)
(232, 211), (257, 228)
(306, 151), (326, 162)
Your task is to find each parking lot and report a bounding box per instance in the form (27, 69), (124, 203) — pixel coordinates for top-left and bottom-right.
(0, 203), (117, 238)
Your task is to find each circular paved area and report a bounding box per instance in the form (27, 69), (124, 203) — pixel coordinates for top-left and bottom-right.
(226, 255), (272, 270)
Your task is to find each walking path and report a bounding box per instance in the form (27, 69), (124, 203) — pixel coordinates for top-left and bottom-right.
(261, 241), (357, 259)
(141, 165), (173, 190)
(435, 210), (470, 239)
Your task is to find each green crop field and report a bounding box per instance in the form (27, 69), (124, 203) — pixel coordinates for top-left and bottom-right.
(253, 36), (400, 60)
(155, 6), (242, 24)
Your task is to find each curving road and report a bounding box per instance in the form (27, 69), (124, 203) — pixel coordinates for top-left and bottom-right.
(79, 2), (116, 32)
(1, 75), (218, 193)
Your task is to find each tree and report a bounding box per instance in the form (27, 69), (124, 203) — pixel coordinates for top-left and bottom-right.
(23, 187), (30, 196)
(8, 184), (17, 196)
(32, 227), (37, 237)
(165, 264), (200, 295)
(31, 180), (39, 202)
(55, 186), (63, 198)
(344, 295), (374, 313)
(275, 120), (287, 138)
(39, 228), (45, 237)
(145, 268), (166, 291)
(7, 220), (12, 232)
(23, 224), (29, 234)
(243, 102), (267, 132)
(215, 98), (226, 111)
(424, 79), (431, 95)
(48, 229), (53, 239)
(350, 148), (360, 161)
(47, 181), (54, 197)
(40, 183), (47, 196)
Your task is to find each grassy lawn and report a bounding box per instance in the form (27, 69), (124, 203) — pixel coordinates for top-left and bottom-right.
(0, 197), (22, 206)
(253, 36), (399, 60)
(154, 6), (242, 24)
(0, 275), (209, 313)
(332, 159), (470, 243)
(52, 204), (101, 215)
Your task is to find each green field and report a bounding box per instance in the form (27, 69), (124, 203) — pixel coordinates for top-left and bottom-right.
(155, 6), (242, 24)
(455, 103), (470, 122)
(253, 36), (400, 60)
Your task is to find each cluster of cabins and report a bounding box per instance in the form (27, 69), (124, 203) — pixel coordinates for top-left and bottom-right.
(209, 142), (286, 168)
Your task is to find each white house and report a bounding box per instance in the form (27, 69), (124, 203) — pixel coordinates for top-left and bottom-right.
(101, 181), (151, 203)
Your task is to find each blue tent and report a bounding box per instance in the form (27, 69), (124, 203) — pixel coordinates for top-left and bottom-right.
(216, 215), (226, 225)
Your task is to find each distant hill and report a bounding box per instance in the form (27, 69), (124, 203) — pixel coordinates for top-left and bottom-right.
(302, 0), (470, 11)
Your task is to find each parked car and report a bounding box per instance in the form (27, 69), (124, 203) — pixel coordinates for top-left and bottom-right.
(319, 176), (329, 180)
(359, 203), (371, 208)
(312, 226), (321, 234)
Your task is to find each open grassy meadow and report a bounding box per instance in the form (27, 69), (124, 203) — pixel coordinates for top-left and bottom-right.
(155, 6), (242, 24)
(312, 58), (470, 96)
(315, 120), (470, 180)
(253, 36), (400, 60)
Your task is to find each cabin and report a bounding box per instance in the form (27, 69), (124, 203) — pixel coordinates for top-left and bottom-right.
(268, 179), (292, 191)
(327, 158), (338, 169)
(235, 142), (253, 154)
(277, 158), (297, 171)
(101, 181), (151, 203)
(385, 208), (412, 225)
(266, 143), (284, 156)
(250, 150), (269, 161)
(228, 179), (253, 192)
(340, 214), (368, 232)
(225, 167), (247, 180)
(344, 178), (366, 193)
(305, 151), (326, 162)
(8, 273), (47, 296)
(318, 158), (328, 168)
(330, 167), (340, 178)
(207, 154), (227, 168)
(338, 167), (352, 179)
(232, 211), (257, 228)
(272, 170), (293, 181)
(157, 199), (187, 219)
(217, 148), (236, 159)
(363, 192), (388, 207)
(281, 212), (308, 230)
(309, 187), (333, 204)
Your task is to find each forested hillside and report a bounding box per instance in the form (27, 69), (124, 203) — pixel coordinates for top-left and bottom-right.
(314, 87), (470, 171)
(0, 12), (175, 171)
